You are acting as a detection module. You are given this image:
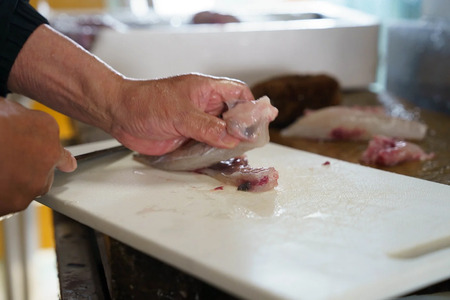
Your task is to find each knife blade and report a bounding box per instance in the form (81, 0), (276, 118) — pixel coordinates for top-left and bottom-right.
(75, 145), (130, 163)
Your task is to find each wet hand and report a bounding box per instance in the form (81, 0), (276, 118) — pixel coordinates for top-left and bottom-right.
(109, 73), (255, 155)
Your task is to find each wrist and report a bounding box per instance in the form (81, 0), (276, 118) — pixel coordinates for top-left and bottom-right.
(91, 72), (128, 134)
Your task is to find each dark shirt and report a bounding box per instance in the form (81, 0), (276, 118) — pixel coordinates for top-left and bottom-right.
(0, 0), (48, 97)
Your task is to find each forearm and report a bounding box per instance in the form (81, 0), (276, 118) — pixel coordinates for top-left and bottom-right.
(6, 23), (255, 155)
(7, 24), (124, 132)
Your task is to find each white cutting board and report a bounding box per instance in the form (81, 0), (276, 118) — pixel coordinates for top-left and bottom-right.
(39, 139), (450, 300)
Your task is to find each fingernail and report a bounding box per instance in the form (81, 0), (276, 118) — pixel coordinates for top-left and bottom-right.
(221, 134), (239, 148)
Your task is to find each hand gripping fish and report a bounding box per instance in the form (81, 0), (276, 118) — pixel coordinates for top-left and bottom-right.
(134, 96), (279, 192)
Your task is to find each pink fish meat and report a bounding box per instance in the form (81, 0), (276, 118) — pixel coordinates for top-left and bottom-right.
(196, 156), (279, 192)
(360, 135), (434, 166)
(134, 96), (279, 192)
(281, 106), (427, 140)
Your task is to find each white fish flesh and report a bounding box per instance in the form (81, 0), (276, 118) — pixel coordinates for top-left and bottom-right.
(134, 96), (279, 192)
(360, 135), (434, 166)
(281, 106), (427, 140)
(134, 96), (278, 171)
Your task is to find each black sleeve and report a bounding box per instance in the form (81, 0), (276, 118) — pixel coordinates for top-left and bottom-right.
(0, 0), (49, 97)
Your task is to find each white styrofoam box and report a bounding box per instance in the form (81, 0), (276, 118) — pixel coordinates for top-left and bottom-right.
(91, 1), (379, 89)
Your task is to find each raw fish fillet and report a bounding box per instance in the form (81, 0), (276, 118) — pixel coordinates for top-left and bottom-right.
(360, 135), (434, 166)
(196, 156), (279, 192)
(133, 96), (279, 192)
(281, 106), (427, 140)
(134, 96), (278, 171)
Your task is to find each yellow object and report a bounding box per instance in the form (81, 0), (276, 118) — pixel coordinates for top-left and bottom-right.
(0, 222), (4, 259)
(30, 0), (105, 10)
(38, 205), (55, 248)
(31, 101), (78, 142)
(47, 0), (105, 10)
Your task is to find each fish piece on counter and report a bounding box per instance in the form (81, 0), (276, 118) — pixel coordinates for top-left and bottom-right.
(360, 135), (435, 166)
(251, 74), (342, 129)
(196, 156), (279, 192)
(134, 96), (279, 192)
(281, 106), (428, 140)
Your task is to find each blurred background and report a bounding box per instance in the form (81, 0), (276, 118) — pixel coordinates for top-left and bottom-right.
(1, 0), (447, 299)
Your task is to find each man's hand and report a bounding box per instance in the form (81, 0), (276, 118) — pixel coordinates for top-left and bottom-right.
(108, 73), (255, 155)
(6, 25), (255, 157)
(0, 98), (76, 216)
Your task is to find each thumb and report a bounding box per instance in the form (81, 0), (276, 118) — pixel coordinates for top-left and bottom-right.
(180, 111), (240, 149)
(56, 147), (77, 172)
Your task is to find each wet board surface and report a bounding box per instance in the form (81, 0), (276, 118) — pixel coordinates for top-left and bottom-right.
(39, 139), (450, 300)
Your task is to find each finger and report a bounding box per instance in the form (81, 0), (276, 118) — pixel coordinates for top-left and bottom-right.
(214, 79), (255, 102)
(204, 80), (255, 116)
(237, 84), (255, 101)
(122, 137), (187, 156)
(40, 170), (55, 197)
(56, 147), (77, 172)
(148, 138), (187, 155)
(179, 111), (240, 149)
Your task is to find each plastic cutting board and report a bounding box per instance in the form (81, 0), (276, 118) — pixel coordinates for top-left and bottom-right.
(39, 139), (450, 300)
